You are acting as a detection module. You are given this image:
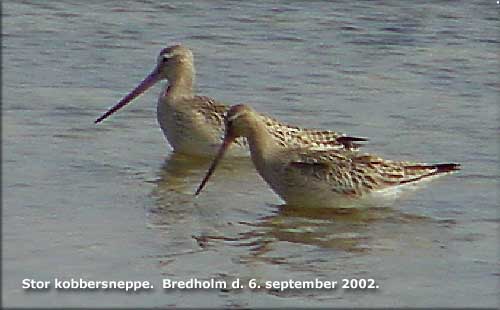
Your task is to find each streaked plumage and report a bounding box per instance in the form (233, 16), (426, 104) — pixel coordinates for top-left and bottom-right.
(95, 45), (365, 157)
(196, 104), (461, 208)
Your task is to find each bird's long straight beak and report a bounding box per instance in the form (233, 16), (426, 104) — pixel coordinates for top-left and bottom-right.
(195, 135), (235, 196)
(95, 67), (161, 124)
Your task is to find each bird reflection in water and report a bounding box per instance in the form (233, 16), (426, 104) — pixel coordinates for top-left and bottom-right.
(192, 200), (439, 260)
(147, 152), (255, 228)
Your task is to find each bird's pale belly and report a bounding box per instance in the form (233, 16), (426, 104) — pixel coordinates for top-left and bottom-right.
(254, 159), (365, 208)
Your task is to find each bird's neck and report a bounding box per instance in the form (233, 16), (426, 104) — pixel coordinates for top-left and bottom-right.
(165, 67), (195, 100)
(246, 117), (281, 170)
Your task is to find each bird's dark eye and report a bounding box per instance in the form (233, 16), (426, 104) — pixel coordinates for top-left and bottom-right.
(162, 56), (170, 63)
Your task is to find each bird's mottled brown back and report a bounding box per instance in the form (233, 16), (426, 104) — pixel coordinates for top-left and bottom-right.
(189, 98), (362, 151)
(284, 149), (460, 195)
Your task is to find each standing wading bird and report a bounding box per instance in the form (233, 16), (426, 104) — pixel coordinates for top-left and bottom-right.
(95, 45), (366, 157)
(195, 104), (461, 208)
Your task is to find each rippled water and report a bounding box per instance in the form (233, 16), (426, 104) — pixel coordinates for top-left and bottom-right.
(3, 0), (499, 308)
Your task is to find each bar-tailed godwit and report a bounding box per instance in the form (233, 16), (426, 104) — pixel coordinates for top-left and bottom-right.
(95, 45), (365, 157)
(195, 104), (461, 208)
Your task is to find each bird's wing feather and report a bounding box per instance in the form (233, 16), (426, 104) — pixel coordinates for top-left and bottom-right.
(191, 96), (248, 147)
(352, 154), (460, 186)
(259, 113), (366, 150)
(286, 150), (460, 194)
(192, 96), (228, 127)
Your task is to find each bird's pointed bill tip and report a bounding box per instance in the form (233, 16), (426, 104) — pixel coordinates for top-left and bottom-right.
(194, 136), (234, 197)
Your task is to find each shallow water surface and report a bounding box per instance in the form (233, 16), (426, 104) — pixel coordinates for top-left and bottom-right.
(2, 0), (499, 308)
